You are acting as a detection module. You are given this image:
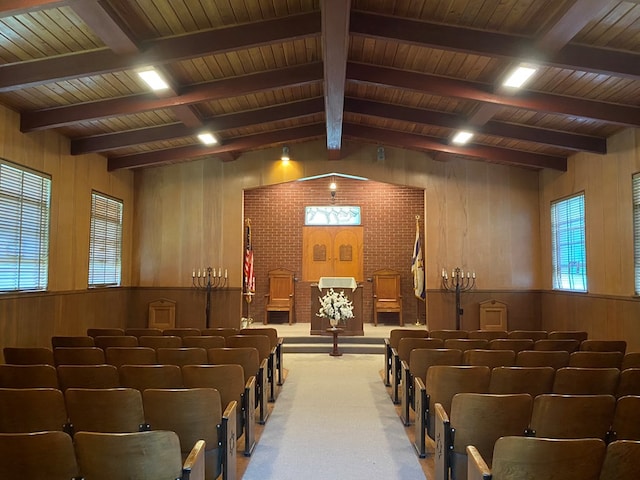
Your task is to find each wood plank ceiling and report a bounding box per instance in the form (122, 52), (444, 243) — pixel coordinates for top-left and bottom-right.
(0, 0), (638, 171)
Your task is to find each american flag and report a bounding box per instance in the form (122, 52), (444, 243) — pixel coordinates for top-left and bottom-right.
(244, 219), (255, 295)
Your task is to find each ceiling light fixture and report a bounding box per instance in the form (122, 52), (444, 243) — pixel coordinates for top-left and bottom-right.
(281, 146), (290, 162)
(197, 132), (217, 145)
(503, 64), (538, 89)
(137, 68), (169, 91)
(452, 130), (474, 145)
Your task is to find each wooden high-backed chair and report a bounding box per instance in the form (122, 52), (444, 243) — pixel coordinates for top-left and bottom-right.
(372, 268), (403, 326)
(264, 268), (295, 325)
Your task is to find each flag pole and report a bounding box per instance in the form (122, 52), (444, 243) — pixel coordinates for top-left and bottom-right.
(413, 215), (425, 326)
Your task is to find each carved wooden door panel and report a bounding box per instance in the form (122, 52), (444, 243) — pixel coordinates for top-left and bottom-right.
(302, 227), (363, 281)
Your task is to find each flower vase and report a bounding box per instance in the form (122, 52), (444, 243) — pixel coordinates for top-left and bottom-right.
(329, 317), (339, 329)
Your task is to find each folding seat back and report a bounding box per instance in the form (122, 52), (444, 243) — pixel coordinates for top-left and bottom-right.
(0, 431), (79, 480)
(621, 352), (640, 370)
(139, 335), (182, 349)
(389, 328), (429, 349)
(207, 347), (259, 384)
(548, 330), (588, 342)
(552, 367), (620, 395)
(533, 339), (580, 352)
(182, 336), (225, 350)
(143, 388), (235, 480)
(488, 338), (534, 354)
(0, 388), (69, 433)
(384, 328), (429, 388)
(443, 338), (488, 353)
(507, 330), (547, 341)
(516, 349), (570, 369)
(201, 328), (239, 339)
(226, 335), (271, 362)
(119, 364), (183, 391)
(105, 346), (156, 368)
(87, 328), (125, 337)
(436, 393), (532, 480)
(464, 349), (516, 368)
(580, 340), (627, 355)
(156, 347), (207, 367)
(599, 440), (640, 480)
(124, 328), (163, 338)
(240, 327), (279, 349)
(429, 329), (469, 340)
(398, 337), (444, 362)
(569, 351), (623, 369)
(94, 335), (138, 349)
(57, 364), (120, 391)
(467, 436), (605, 480)
(529, 394), (616, 440)
(74, 430), (205, 480)
(3, 346), (54, 365)
(163, 328), (201, 338)
(616, 368), (640, 397)
(0, 364), (59, 388)
(65, 387), (147, 433)
(610, 396), (640, 441)
(53, 347), (105, 366)
(51, 336), (95, 348)
(489, 366), (555, 397)
(468, 330), (508, 341)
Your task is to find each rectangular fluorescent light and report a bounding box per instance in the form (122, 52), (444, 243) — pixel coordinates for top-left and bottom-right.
(137, 68), (169, 91)
(452, 130), (474, 145)
(197, 133), (217, 145)
(503, 65), (538, 89)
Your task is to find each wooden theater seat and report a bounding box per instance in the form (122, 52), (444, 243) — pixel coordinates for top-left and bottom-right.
(616, 368), (640, 397)
(139, 335), (182, 349)
(435, 393), (532, 480)
(163, 328), (202, 338)
(182, 336), (225, 350)
(463, 349), (516, 369)
(57, 364), (120, 391)
(156, 347), (208, 367)
(488, 338), (535, 354)
(548, 330), (588, 342)
(94, 335), (138, 349)
(142, 388), (235, 480)
(599, 440), (640, 480)
(74, 430), (205, 480)
(240, 327), (285, 386)
(429, 329), (469, 340)
(468, 330), (508, 341)
(124, 328), (163, 338)
(516, 349), (570, 369)
(3, 346), (54, 365)
(489, 366), (555, 398)
(443, 338), (489, 353)
(227, 334), (276, 402)
(0, 388), (69, 433)
(0, 431), (79, 480)
(580, 340), (627, 355)
(552, 367), (620, 396)
(392, 337), (444, 405)
(467, 436), (605, 480)
(51, 336), (95, 348)
(87, 328), (125, 337)
(507, 330), (548, 341)
(610, 396), (640, 441)
(569, 351), (623, 369)
(384, 329), (429, 386)
(53, 347), (105, 366)
(119, 364), (183, 391)
(533, 339), (580, 353)
(105, 346), (157, 368)
(0, 364), (59, 389)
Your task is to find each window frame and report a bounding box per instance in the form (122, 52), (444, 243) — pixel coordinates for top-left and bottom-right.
(0, 158), (51, 293)
(88, 191), (123, 288)
(550, 191), (587, 292)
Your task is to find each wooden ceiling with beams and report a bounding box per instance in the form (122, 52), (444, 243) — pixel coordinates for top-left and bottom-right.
(0, 0), (639, 171)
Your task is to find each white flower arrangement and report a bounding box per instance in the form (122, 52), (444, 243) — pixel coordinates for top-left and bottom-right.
(317, 288), (354, 325)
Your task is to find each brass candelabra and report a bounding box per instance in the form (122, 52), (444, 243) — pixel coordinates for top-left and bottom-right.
(441, 267), (476, 330)
(192, 267), (227, 328)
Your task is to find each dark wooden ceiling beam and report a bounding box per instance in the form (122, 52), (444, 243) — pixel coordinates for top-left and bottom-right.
(0, 0), (63, 17)
(345, 98), (605, 153)
(21, 63), (324, 132)
(343, 123), (567, 171)
(350, 11), (639, 79)
(347, 63), (640, 128)
(321, 0), (350, 160)
(71, 97), (325, 154)
(0, 11), (321, 92)
(107, 124), (326, 170)
(67, 0), (138, 54)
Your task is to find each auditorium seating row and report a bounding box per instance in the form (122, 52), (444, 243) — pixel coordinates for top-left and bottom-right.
(467, 436), (639, 480)
(384, 328), (629, 388)
(0, 386), (237, 480)
(0, 430), (206, 480)
(433, 392), (640, 480)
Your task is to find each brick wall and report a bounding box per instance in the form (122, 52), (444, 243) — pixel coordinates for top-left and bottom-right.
(243, 176), (425, 326)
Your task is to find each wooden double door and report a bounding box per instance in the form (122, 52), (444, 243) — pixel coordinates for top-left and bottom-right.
(302, 226), (363, 282)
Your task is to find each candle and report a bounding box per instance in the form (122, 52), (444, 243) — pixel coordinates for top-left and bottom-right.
(472, 272), (476, 279)
(461, 269), (464, 278)
(224, 269), (228, 278)
(218, 268), (222, 278)
(441, 268), (445, 277)
(467, 272), (470, 278)
(197, 269), (201, 278)
(192, 269), (196, 278)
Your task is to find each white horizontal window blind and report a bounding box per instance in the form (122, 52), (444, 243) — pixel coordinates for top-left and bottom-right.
(0, 159), (51, 292)
(551, 193), (587, 292)
(89, 192), (123, 287)
(633, 173), (640, 295)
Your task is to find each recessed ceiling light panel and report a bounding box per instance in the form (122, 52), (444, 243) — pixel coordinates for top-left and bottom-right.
(137, 68), (169, 91)
(503, 65), (538, 89)
(197, 133), (217, 145)
(452, 131), (474, 145)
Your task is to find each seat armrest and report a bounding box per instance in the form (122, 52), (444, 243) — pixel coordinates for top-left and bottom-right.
(435, 403), (452, 480)
(221, 401), (238, 480)
(182, 439), (206, 480)
(243, 376), (257, 456)
(384, 339), (392, 386)
(400, 359), (412, 426)
(466, 445), (492, 480)
(391, 347), (401, 403)
(414, 376), (428, 458)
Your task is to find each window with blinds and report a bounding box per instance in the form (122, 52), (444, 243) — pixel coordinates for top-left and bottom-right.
(88, 192), (123, 287)
(551, 192), (587, 292)
(0, 159), (51, 292)
(633, 173), (640, 295)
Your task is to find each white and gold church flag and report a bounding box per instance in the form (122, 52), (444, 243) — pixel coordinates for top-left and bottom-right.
(411, 216), (425, 300)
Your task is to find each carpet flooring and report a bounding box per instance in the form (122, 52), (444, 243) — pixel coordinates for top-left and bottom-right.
(241, 353), (426, 479)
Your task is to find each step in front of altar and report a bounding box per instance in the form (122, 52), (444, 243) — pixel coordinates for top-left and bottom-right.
(282, 335), (384, 354)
